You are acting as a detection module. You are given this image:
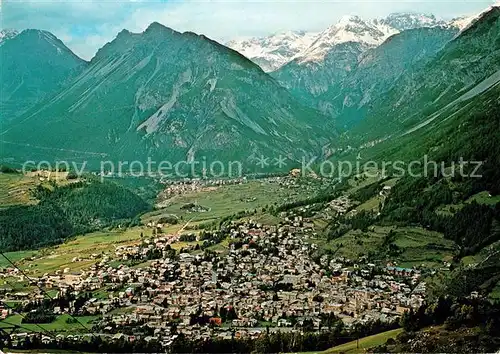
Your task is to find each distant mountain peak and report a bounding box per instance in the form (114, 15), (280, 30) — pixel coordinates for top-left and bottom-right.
(144, 21), (174, 33)
(386, 11), (437, 20)
(141, 22), (183, 40)
(0, 29), (19, 45)
(380, 12), (446, 31)
(117, 28), (132, 37)
(294, 16), (397, 64)
(337, 15), (365, 25)
(450, 2), (500, 32)
(226, 30), (319, 72)
(10, 29), (83, 60)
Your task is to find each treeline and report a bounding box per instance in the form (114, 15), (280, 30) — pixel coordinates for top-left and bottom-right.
(1, 335), (163, 354)
(400, 296), (500, 336)
(0, 165), (19, 174)
(1, 318), (399, 353)
(169, 319), (398, 353)
(0, 180), (150, 252)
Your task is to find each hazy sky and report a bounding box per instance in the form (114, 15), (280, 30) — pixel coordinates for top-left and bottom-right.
(1, 0), (496, 60)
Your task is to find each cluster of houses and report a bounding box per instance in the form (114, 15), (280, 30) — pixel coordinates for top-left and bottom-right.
(157, 178), (248, 199)
(1, 215), (426, 349)
(0, 171), (427, 350)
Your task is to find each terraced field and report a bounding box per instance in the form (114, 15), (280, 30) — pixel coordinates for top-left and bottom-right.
(0, 173), (38, 206)
(320, 226), (457, 269)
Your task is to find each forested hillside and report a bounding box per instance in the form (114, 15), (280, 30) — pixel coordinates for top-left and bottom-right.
(0, 180), (150, 251)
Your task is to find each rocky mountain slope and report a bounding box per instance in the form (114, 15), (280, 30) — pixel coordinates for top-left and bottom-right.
(269, 16), (395, 111)
(348, 6), (500, 142)
(0, 29), (87, 123)
(0, 23), (332, 167)
(332, 26), (458, 127)
(270, 13), (458, 121)
(226, 31), (318, 72)
(294, 15), (398, 65)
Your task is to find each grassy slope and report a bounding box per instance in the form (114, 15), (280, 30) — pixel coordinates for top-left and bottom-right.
(318, 328), (403, 354)
(0, 171), (76, 206)
(0, 314), (98, 333)
(148, 180), (312, 223)
(0, 225), (181, 276)
(0, 173), (49, 206)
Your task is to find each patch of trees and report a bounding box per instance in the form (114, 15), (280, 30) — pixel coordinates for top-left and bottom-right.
(0, 165), (18, 174)
(0, 180), (150, 252)
(198, 230), (226, 249)
(157, 215), (179, 225)
(382, 175), (500, 256)
(179, 233), (196, 242)
(23, 308), (56, 324)
(327, 210), (377, 240)
(400, 296), (500, 335)
(180, 202), (197, 210)
(353, 182), (383, 203)
(272, 190), (341, 215)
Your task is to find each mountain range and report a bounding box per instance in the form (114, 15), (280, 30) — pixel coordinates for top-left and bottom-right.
(226, 12), (466, 73)
(269, 12), (477, 121)
(0, 23), (332, 167)
(0, 6), (498, 169)
(348, 6), (500, 143)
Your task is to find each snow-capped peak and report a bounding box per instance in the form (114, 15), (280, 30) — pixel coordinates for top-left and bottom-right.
(448, 15), (478, 31)
(227, 6), (497, 69)
(337, 15), (364, 26)
(226, 31), (318, 72)
(449, 1), (500, 32)
(0, 29), (19, 45)
(294, 16), (398, 64)
(380, 12), (446, 31)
